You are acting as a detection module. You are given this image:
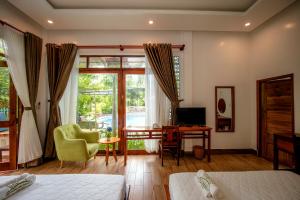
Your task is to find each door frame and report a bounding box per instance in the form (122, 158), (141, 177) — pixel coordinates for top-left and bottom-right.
(256, 73), (294, 157)
(79, 55), (146, 154)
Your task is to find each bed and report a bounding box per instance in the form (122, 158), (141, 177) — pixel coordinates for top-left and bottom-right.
(169, 170), (300, 200)
(0, 174), (126, 200)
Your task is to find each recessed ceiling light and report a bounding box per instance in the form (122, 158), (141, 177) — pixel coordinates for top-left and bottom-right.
(219, 41), (225, 47)
(285, 22), (295, 29)
(148, 20), (154, 25)
(47, 20), (53, 24)
(245, 22), (251, 27)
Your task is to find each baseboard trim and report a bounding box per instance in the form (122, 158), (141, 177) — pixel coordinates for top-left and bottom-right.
(211, 149), (257, 155)
(183, 149), (257, 155)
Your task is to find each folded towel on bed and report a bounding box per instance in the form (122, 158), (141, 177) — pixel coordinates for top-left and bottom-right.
(0, 173), (29, 188)
(195, 170), (219, 199)
(0, 173), (36, 200)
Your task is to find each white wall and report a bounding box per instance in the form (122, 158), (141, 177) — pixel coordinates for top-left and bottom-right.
(249, 1), (300, 150)
(0, 1), (48, 146)
(191, 32), (251, 150)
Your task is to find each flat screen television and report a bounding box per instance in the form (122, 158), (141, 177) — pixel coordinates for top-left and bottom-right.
(176, 107), (206, 126)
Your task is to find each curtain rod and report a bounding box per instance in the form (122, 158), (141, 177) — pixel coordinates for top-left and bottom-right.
(46, 44), (185, 51)
(0, 20), (25, 34)
(71, 44), (185, 51)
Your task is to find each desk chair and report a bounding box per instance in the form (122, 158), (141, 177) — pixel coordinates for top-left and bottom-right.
(159, 126), (181, 166)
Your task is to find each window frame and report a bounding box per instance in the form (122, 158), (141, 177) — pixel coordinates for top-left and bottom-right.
(78, 55), (145, 153)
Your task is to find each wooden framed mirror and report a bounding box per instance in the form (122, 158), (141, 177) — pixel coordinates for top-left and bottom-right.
(215, 86), (235, 132)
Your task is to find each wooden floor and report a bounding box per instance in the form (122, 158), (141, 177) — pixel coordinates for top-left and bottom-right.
(7, 154), (272, 200)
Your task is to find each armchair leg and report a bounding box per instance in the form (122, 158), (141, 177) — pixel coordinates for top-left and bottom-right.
(161, 149), (164, 166)
(177, 147), (180, 166)
(83, 161), (87, 168)
(60, 161), (63, 168)
(158, 145), (161, 158)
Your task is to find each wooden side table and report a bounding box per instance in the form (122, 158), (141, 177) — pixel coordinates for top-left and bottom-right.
(99, 137), (120, 166)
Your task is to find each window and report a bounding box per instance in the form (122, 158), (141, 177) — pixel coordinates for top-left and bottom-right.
(122, 56), (145, 68)
(78, 57), (87, 68)
(0, 40), (6, 67)
(89, 57), (121, 68)
(0, 40), (8, 121)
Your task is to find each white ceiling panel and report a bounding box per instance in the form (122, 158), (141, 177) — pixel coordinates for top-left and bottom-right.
(47, 0), (256, 12)
(7, 0), (296, 31)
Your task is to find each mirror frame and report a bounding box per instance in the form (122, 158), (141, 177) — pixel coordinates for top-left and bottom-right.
(215, 86), (235, 132)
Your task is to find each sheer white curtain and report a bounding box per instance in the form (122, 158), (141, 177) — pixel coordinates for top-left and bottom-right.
(144, 59), (170, 153)
(1, 26), (42, 164)
(59, 52), (80, 125)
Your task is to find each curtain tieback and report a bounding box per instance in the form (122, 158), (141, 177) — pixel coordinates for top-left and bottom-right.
(24, 107), (32, 111)
(48, 99), (58, 106)
(171, 99), (184, 105)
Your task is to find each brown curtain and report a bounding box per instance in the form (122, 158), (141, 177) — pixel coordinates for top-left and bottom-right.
(143, 43), (180, 125)
(23, 32), (43, 166)
(24, 32), (43, 126)
(44, 43), (78, 159)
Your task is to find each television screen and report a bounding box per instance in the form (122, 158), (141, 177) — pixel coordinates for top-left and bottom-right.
(176, 107), (206, 126)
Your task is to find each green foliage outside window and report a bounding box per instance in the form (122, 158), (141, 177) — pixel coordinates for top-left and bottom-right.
(0, 68), (9, 109)
(0, 40), (9, 113)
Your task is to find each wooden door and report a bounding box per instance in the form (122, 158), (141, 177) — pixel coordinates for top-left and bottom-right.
(258, 74), (294, 166)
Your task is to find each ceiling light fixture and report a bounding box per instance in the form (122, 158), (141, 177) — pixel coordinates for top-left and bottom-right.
(47, 20), (54, 24)
(245, 22), (251, 27)
(219, 41), (225, 47)
(148, 20), (154, 25)
(285, 22), (295, 29)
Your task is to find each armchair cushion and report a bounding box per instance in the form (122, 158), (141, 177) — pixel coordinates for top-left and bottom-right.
(77, 131), (99, 144)
(87, 143), (99, 156)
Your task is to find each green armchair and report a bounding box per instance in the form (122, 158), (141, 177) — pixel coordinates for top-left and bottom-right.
(54, 124), (100, 168)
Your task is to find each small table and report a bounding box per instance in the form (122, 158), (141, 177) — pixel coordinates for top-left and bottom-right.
(99, 137), (120, 166)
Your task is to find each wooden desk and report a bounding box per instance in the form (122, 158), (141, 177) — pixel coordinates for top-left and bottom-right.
(123, 126), (212, 165)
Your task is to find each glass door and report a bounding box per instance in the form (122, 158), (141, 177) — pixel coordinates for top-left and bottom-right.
(125, 73), (146, 150)
(0, 40), (18, 171)
(77, 73), (119, 149)
(77, 55), (146, 153)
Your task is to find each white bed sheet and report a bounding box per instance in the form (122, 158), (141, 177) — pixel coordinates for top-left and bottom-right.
(0, 174), (125, 200)
(169, 170), (300, 200)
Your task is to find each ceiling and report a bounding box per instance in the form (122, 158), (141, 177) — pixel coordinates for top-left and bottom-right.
(47, 0), (256, 12)
(8, 0), (296, 31)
